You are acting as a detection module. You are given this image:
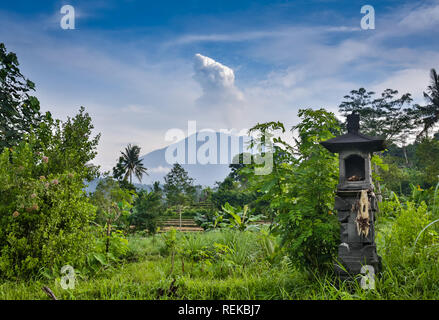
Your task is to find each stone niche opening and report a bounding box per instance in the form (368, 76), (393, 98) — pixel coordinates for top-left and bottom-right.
(345, 154), (365, 181)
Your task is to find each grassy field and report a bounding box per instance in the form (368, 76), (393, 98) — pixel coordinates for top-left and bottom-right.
(2, 212), (439, 300)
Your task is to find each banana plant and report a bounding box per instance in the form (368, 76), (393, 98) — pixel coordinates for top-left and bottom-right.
(221, 202), (265, 231)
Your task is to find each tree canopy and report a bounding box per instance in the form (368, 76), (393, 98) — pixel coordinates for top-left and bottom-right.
(0, 42), (45, 149)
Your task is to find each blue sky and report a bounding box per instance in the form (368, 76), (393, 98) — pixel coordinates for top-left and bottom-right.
(1, 0), (438, 173)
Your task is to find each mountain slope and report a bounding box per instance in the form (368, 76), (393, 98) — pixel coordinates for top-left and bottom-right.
(140, 132), (250, 186)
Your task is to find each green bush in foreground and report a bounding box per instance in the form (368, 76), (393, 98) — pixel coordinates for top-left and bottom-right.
(0, 142), (96, 279)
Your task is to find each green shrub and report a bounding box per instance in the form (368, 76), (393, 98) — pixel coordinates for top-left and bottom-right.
(385, 201), (438, 255)
(182, 207), (211, 217)
(0, 143), (96, 279)
(130, 189), (163, 234)
(86, 228), (130, 273)
(245, 109), (340, 272)
(194, 203), (265, 231)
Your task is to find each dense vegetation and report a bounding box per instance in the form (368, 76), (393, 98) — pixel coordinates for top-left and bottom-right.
(1, 42), (439, 299)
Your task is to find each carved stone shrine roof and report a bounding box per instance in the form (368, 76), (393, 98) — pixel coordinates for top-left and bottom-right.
(320, 113), (386, 153)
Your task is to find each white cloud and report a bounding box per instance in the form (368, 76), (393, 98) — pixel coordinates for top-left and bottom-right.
(192, 53), (247, 127)
(193, 53), (244, 105)
(167, 26), (361, 47)
(121, 105), (153, 114)
(398, 2), (439, 33)
(371, 68), (432, 104)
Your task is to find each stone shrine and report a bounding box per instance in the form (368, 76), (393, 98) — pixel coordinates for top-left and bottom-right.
(320, 113), (386, 280)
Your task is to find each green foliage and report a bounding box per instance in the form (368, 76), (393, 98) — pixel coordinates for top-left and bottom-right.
(244, 109), (340, 272)
(0, 230), (304, 300)
(194, 203), (265, 231)
(371, 154), (389, 183)
(179, 207), (211, 217)
(162, 228), (177, 254)
(375, 137), (439, 195)
(194, 210), (219, 229)
(32, 106), (101, 182)
(86, 228), (130, 274)
(112, 156), (135, 191)
(414, 68), (439, 138)
(130, 188), (163, 234)
(178, 229), (282, 276)
(415, 138), (439, 187)
(90, 176), (134, 259)
(386, 202), (436, 252)
(211, 176), (256, 210)
(0, 142), (96, 279)
(256, 228), (283, 265)
(163, 163), (196, 224)
(220, 203), (265, 231)
(338, 87), (417, 145)
(0, 43), (44, 149)
(91, 177), (134, 227)
(379, 155), (418, 195)
(161, 228), (179, 274)
(0, 45), (102, 279)
(378, 191), (401, 218)
(3, 223), (439, 299)
(376, 197), (439, 298)
(113, 144), (147, 185)
(3, 43), (439, 299)
(164, 163), (196, 207)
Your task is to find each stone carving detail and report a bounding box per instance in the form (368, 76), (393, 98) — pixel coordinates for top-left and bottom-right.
(356, 190), (370, 237)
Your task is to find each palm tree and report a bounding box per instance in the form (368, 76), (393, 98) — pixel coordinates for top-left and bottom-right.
(120, 144), (148, 184)
(417, 68), (439, 138)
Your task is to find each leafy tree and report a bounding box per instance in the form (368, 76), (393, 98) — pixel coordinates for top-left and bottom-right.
(339, 88), (417, 147)
(228, 152), (253, 184)
(0, 43), (44, 149)
(130, 188), (163, 235)
(415, 138), (439, 187)
(379, 135), (439, 194)
(379, 155), (417, 195)
(34, 106), (101, 181)
(163, 163), (196, 227)
(116, 144), (148, 185)
(152, 181), (162, 194)
(112, 156), (125, 181)
(211, 176), (256, 211)
(112, 155), (135, 191)
(415, 68), (439, 138)
(90, 176), (134, 255)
